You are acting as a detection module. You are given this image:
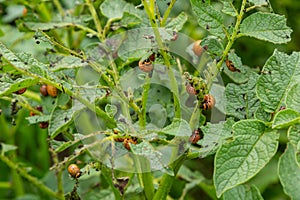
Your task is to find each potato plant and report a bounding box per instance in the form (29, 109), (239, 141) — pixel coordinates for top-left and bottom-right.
(0, 0), (299, 199)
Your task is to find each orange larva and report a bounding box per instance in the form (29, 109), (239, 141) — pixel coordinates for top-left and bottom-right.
(40, 84), (48, 96)
(189, 129), (202, 144)
(68, 164), (81, 179)
(225, 58), (240, 72)
(123, 138), (137, 150)
(138, 60), (153, 72)
(46, 85), (58, 97)
(14, 88), (27, 95)
(192, 40), (204, 56)
(202, 94), (215, 110)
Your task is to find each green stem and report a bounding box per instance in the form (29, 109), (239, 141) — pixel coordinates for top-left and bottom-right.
(86, 0), (104, 41)
(216, 0), (247, 72)
(142, 0), (181, 118)
(53, 0), (65, 17)
(0, 154), (63, 200)
(153, 154), (187, 200)
(161, 0), (176, 26)
(140, 75), (151, 128)
(50, 148), (64, 198)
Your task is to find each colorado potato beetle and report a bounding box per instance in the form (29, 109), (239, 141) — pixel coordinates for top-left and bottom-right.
(138, 59), (153, 72)
(192, 40), (204, 56)
(225, 58), (240, 72)
(123, 137), (137, 150)
(46, 85), (58, 97)
(14, 88), (27, 95)
(39, 121), (49, 129)
(68, 164), (81, 179)
(202, 94), (215, 110)
(189, 129), (202, 144)
(40, 84), (48, 96)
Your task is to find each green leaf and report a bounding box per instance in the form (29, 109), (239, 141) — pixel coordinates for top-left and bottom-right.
(288, 125), (300, 148)
(190, 0), (224, 38)
(257, 50), (300, 113)
(248, 0), (269, 6)
(160, 118), (191, 137)
(222, 1), (237, 17)
(225, 73), (260, 119)
(214, 120), (279, 197)
(131, 141), (173, 175)
(286, 83), (300, 113)
(0, 77), (39, 97)
(165, 12), (188, 32)
(200, 36), (224, 57)
(240, 12), (292, 44)
(49, 108), (75, 138)
(254, 104), (272, 122)
(0, 42), (58, 80)
(26, 115), (51, 124)
(288, 125), (300, 165)
(223, 184), (263, 200)
(23, 15), (91, 31)
(193, 120), (234, 158)
(272, 109), (300, 129)
(278, 143), (300, 200)
(100, 0), (143, 20)
(1, 143), (18, 155)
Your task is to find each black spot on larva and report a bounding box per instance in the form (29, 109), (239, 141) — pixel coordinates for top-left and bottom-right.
(36, 41), (40, 44)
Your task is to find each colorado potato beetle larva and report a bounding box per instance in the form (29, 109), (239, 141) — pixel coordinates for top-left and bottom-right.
(46, 85), (58, 97)
(68, 164), (81, 179)
(40, 84), (48, 96)
(202, 94), (215, 110)
(192, 40), (204, 56)
(14, 88), (27, 95)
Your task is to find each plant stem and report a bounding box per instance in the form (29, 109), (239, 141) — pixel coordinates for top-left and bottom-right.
(0, 154), (63, 200)
(161, 0), (176, 26)
(142, 0), (181, 118)
(216, 0), (247, 71)
(86, 0), (104, 41)
(153, 154), (187, 200)
(140, 75), (151, 128)
(53, 0), (65, 17)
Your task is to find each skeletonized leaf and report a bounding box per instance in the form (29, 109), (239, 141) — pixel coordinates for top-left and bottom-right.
(214, 119), (279, 197)
(240, 12), (292, 44)
(165, 12), (188, 32)
(278, 143), (300, 200)
(0, 77), (39, 97)
(190, 0), (224, 38)
(225, 73), (260, 119)
(223, 184), (263, 200)
(160, 118), (191, 137)
(257, 50), (300, 113)
(49, 108), (75, 138)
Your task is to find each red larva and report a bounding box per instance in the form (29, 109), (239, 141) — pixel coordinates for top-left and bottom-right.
(189, 129), (201, 144)
(40, 84), (48, 96)
(186, 83), (197, 95)
(202, 94), (215, 110)
(14, 88), (27, 95)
